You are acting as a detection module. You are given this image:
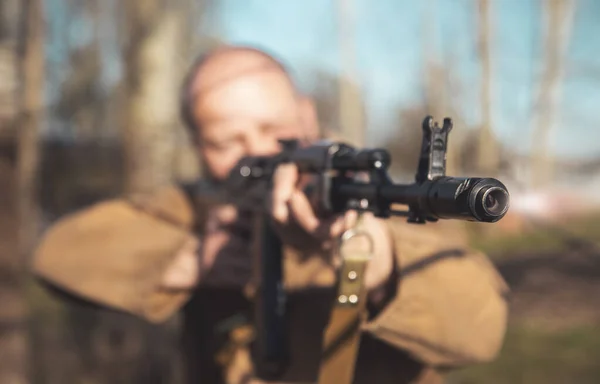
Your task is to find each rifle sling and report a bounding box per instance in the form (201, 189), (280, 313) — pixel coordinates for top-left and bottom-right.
(317, 255), (370, 384)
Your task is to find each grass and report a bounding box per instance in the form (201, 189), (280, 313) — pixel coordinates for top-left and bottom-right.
(447, 213), (600, 383)
(448, 324), (600, 384)
(470, 229), (565, 257)
(464, 212), (600, 258)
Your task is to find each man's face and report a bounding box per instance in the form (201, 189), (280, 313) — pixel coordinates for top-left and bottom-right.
(190, 66), (315, 181)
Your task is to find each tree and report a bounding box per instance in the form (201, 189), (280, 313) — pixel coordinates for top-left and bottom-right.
(418, 0), (465, 175)
(0, 0), (44, 383)
(476, 0), (501, 175)
(380, 58), (472, 181)
(336, 0), (365, 146)
(121, 0), (184, 194)
(109, 1), (199, 382)
(311, 69), (341, 136)
(382, 105), (429, 180)
(0, 0), (20, 137)
(54, 3), (104, 141)
(530, 0), (576, 188)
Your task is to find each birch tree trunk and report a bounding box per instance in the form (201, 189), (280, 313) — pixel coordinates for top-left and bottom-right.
(421, 0), (460, 175)
(114, 1), (191, 383)
(530, 0), (576, 188)
(476, 0), (500, 175)
(172, 0), (219, 183)
(122, 0), (186, 195)
(337, 0), (365, 146)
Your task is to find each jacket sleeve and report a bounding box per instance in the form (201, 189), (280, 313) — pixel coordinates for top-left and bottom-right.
(31, 185), (198, 323)
(362, 219), (510, 368)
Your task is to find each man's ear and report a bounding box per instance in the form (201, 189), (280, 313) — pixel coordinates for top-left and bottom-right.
(298, 96), (320, 141)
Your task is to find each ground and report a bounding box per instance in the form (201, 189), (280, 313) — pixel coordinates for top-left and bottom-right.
(448, 214), (600, 384)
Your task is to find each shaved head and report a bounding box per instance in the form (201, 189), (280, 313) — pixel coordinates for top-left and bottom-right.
(179, 45), (318, 181)
(180, 46), (296, 135)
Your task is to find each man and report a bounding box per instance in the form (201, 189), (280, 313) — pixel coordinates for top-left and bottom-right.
(33, 45), (509, 384)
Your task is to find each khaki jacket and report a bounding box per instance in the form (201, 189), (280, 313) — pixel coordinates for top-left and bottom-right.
(32, 185), (509, 384)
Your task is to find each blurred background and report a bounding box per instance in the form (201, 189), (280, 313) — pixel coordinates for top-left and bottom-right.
(2, 0), (600, 383)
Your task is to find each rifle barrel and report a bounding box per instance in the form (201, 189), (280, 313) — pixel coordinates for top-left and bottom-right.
(334, 177), (509, 222)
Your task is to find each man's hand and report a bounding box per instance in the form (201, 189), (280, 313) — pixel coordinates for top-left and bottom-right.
(161, 236), (200, 290)
(269, 163), (354, 251)
(269, 164), (395, 295)
(161, 163), (396, 297)
(199, 205), (254, 287)
(160, 205), (254, 290)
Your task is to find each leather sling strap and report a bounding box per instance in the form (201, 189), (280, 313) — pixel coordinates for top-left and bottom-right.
(317, 222), (373, 384)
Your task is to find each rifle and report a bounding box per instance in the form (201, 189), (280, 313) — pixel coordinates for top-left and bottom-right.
(192, 116), (510, 381)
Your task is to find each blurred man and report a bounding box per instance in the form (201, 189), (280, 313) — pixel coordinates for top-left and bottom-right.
(33, 46), (509, 384)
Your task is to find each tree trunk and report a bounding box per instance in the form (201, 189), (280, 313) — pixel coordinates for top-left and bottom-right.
(0, 0), (44, 383)
(107, 1), (191, 383)
(530, 0), (576, 188)
(122, 0), (186, 194)
(17, 0), (44, 305)
(54, 0), (104, 142)
(476, 0), (500, 175)
(336, 0), (365, 146)
(0, 0), (20, 137)
(420, 0), (460, 175)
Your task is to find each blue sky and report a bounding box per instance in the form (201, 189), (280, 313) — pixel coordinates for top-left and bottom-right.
(208, 0), (600, 159)
(45, 0), (600, 159)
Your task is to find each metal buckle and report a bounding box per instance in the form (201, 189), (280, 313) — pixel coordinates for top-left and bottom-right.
(336, 217), (374, 307)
